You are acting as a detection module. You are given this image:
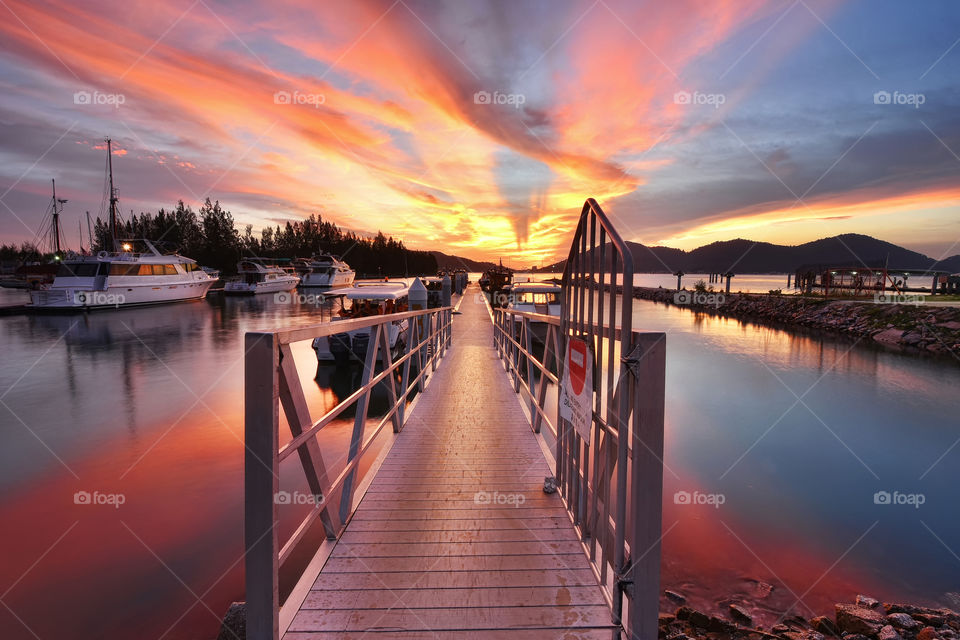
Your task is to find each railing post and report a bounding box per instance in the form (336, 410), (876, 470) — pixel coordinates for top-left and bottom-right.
(340, 324), (382, 523)
(625, 333), (666, 640)
(245, 332), (279, 640)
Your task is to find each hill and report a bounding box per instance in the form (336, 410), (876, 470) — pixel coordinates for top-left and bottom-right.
(542, 234), (960, 274)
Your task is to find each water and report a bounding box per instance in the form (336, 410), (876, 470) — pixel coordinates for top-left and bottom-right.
(0, 278), (957, 638)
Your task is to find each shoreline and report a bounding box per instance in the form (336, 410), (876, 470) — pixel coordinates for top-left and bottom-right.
(630, 286), (960, 358)
(661, 595), (960, 640)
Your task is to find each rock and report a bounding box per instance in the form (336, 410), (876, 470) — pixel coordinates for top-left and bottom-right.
(843, 634), (873, 640)
(888, 613), (920, 630)
(665, 590), (687, 605)
(772, 624), (790, 633)
(677, 606), (712, 629)
(879, 625), (902, 640)
(858, 595), (881, 608)
(902, 332), (924, 345)
(836, 604), (887, 635)
(811, 615), (839, 636)
(729, 604), (753, 625)
(918, 626), (941, 640)
(217, 602), (245, 640)
(873, 328), (904, 344)
(937, 321), (960, 330)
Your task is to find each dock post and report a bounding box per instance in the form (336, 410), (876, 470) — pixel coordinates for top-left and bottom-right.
(674, 270), (684, 291)
(441, 274), (452, 307)
(932, 274), (939, 295)
(725, 272), (733, 294)
(787, 273), (791, 288)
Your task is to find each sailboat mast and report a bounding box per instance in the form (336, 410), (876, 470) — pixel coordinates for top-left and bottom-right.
(51, 179), (63, 255)
(106, 138), (119, 251)
(86, 211), (93, 253)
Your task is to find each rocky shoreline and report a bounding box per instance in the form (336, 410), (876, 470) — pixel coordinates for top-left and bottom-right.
(661, 595), (960, 640)
(632, 286), (960, 357)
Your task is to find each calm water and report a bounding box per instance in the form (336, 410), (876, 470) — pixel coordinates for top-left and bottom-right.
(0, 278), (957, 638)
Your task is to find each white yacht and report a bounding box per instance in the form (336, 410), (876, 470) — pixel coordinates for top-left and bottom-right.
(503, 281), (561, 342)
(29, 240), (216, 309)
(297, 253), (355, 289)
(313, 281), (410, 364)
(224, 259), (300, 295)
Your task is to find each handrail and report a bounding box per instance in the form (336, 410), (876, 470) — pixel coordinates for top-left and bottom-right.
(244, 305), (453, 640)
(491, 198), (665, 640)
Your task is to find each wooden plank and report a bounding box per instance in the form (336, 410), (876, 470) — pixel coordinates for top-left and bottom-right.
(344, 517), (575, 532)
(338, 529), (581, 544)
(301, 586), (608, 610)
(321, 554), (591, 573)
(309, 569), (601, 591)
(288, 606), (615, 632)
(330, 540), (587, 558)
(285, 629), (616, 639)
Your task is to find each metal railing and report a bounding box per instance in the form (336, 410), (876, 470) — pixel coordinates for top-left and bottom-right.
(492, 198), (666, 640)
(244, 306), (453, 640)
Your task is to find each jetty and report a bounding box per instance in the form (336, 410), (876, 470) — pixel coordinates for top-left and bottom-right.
(240, 200), (667, 639)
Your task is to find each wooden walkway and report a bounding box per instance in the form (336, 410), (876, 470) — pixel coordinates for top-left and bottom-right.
(284, 288), (617, 639)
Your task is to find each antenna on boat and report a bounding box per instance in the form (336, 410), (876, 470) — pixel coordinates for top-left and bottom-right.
(86, 211), (93, 253)
(106, 138), (119, 251)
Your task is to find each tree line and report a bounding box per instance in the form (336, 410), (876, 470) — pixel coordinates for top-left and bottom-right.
(3, 198), (437, 276)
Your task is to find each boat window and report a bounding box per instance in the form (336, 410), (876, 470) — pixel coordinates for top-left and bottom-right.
(162, 264), (178, 275)
(57, 263), (100, 277)
(110, 263), (138, 276)
(520, 292), (559, 304)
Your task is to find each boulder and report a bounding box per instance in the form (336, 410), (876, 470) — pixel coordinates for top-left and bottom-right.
(879, 625), (902, 640)
(836, 604), (887, 635)
(811, 615), (839, 636)
(665, 590), (687, 605)
(217, 602), (245, 640)
(729, 604), (753, 625)
(918, 627), (941, 640)
(873, 328), (904, 344)
(858, 595), (881, 609)
(888, 613), (920, 630)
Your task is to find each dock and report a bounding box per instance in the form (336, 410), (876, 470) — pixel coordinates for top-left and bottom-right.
(241, 199), (666, 640)
(285, 291), (617, 638)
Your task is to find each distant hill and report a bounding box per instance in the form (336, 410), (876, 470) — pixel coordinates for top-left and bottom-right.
(541, 234), (960, 274)
(430, 250), (499, 272)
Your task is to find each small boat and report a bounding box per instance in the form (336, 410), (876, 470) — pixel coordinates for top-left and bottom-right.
(296, 253), (355, 289)
(224, 259), (300, 295)
(482, 259), (513, 307)
(313, 281), (410, 364)
(503, 281), (561, 343)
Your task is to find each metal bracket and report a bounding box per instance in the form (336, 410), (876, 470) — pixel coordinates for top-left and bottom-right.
(620, 344), (644, 376)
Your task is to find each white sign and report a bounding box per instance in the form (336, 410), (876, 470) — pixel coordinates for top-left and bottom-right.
(559, 337), (593, 442)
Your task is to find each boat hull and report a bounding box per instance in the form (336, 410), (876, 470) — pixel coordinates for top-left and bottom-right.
(313, 319), (408, 363)
(300, 271), (355, 288)
(29, 278), (215, 309)
(223, 277), (299, 295)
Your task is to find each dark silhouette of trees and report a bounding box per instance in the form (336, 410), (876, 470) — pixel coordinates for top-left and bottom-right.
(90, 203), (436, 276)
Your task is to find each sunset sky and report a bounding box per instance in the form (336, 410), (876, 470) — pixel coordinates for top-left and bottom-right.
(0, 0), (958, 265)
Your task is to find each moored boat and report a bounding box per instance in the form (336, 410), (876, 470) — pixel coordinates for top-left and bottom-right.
(296, 253), (355, 289)
(312, 281), (410, 364)
(224, 259), (300, 295)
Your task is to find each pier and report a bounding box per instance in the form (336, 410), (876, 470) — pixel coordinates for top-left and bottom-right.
(241, 200), (666, 640)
